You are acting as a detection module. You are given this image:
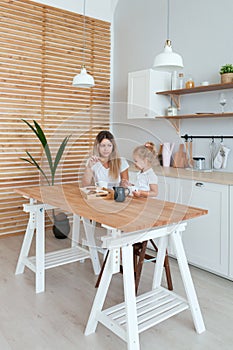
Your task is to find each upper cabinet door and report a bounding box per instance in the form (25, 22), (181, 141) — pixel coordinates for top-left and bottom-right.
(127, 69), (170, 119)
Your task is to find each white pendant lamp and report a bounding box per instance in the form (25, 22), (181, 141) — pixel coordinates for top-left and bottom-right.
(73, 64), (94, 87)
(72, 0), (95, 88)
(153, 0), (183, 72)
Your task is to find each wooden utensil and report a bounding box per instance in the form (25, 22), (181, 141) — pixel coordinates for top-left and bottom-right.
(173, 144), (188, 168)
(185, 141), (189, 166)
(189, 140), (193, 167)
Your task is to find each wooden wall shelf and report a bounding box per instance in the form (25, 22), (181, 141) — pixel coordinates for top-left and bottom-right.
(157, 112), (233, 133)
(156, 82), (233, 96)
(155, 83), (233, 132)
(156, 82), (233, 110)
(157, 112), (233, 119)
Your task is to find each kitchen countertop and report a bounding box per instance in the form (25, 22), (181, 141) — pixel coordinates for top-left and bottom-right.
(129, 165), (233, 185)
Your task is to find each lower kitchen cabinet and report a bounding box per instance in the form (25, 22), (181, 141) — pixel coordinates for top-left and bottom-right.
(157, 175), (173, 202)
(158, 176), (230, 279)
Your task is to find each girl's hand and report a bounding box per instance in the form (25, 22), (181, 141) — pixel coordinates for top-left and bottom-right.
(132, 190), (141, 197)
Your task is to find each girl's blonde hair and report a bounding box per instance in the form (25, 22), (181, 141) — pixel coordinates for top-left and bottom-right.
(93, 130), (121, 179)
(133, 142), (159, 165)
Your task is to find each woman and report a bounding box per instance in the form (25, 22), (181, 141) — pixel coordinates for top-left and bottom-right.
(82, 130), (129, 188)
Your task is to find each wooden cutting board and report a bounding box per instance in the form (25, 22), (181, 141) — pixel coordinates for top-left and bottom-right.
(173, 144), (188, 168)
(80, 186), (108, 199)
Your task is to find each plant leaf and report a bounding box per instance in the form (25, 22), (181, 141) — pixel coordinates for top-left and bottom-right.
(22, 119), (53, 181)
(22, 119), (40, 138)
(33, 121), (53, 173)
(21, 119), (70, 186)
(24, 151), (51, 185)
(52, 136), (70, 185)
(33, 120), (47, 147)
(20, 157), (36, 166)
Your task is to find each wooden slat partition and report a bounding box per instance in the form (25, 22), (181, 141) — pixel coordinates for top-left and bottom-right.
(0, 0), (111, 236)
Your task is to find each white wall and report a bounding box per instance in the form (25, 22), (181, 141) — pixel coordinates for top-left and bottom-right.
(32, 0), (118, 21)
(112, 0), (233, 171)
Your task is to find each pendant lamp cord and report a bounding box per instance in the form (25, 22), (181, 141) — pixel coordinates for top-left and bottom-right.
(83, 0), (86, 63)
(167, 0), (170, 39)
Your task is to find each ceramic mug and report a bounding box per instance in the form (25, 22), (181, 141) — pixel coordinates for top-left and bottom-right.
(113, 186), (130, 202)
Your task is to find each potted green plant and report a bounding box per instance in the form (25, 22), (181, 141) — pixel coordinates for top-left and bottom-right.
(21, 119), (71, 239)
(219, 64), (233, 84)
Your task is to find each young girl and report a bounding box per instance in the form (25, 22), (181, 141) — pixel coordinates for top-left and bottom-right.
(82, 130), (129, 188)
(131, 142), (158, 198)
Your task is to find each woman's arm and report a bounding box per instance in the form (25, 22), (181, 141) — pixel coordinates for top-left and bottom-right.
(81, 156), (100, 187)
(120, 168), (129, 187)
(82, 166), (94, 187)
(133, 183), (158, 198)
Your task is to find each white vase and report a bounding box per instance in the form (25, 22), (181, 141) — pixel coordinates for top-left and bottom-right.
(162, 142), (175, 167)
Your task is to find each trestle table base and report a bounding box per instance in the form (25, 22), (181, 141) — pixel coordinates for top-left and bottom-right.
(85, 223), (205, 350)
(15, 202), (100, 293)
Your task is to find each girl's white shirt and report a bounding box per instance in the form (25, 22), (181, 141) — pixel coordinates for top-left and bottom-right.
(135, 168), (158, 191)
(91, 157), (129, 188)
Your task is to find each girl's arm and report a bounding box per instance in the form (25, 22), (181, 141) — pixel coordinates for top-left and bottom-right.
(133, 183), (158, 198)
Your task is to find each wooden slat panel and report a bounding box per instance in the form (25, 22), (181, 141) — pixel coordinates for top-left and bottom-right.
(0, 0), (110, 236)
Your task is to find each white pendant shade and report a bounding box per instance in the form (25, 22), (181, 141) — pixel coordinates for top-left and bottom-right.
(72, 66), (95, 88)
(72, 0), (95, 88)
(153, 40), (183, 72)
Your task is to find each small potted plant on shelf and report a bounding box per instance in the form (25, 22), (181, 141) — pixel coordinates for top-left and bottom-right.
(21, 119), (71, 239)
(219, 64), (233, 83)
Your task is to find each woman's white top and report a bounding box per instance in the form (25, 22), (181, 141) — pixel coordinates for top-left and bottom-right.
(91, 157), (129, 188)
(135, 168), (158, 191)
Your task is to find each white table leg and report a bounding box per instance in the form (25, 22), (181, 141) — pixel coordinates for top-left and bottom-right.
(15, 210), (36, 275)
(85, 249), (116, 335)
(171, 229), (206, 334)
(152, 235), (168, 289)
(71, 214), (81, 247)
(82, 218), (100, 275)
(121, 244), (140, 350)
(35, 206), (45, 293)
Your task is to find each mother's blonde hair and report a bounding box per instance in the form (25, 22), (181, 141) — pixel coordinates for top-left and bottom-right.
(93, 130), (121, 179)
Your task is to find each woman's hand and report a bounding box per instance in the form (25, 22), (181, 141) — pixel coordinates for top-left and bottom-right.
(87, 156), (101, 168)
(120, 169), (129, 187)
(120, 179), (132, 187)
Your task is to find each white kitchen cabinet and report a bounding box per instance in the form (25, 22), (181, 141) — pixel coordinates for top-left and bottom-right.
(157, 176), (178, 256)
(178, 179), (229, 277)
(158, 176), (230, 278)
(127, 69), (170, 119)
(229, 186), (233, 279)
(157, 175), (173, 201)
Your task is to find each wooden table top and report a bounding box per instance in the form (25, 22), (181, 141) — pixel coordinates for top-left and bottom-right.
(15, 183), (208, 233)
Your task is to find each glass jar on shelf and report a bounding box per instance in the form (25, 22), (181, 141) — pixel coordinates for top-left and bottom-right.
(171, 71), (178, 90)
(185, 76), (195, 88)
(167, 105), (178, 116)
(178, 72), (184, 89)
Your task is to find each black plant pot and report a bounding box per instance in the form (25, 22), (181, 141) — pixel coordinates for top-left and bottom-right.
(53, 212), (70, 239)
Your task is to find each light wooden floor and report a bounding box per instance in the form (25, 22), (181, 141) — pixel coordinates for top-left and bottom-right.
(0, 230), (233, 350)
